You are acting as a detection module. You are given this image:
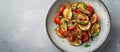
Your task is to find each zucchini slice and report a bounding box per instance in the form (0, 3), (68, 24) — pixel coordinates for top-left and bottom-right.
(72, 2), (78, 10)
(70, 39), (82, 46)
(60, 20), (67, 31)
(77, 2), (87, 10)
(77, 13), (89, 25)
(63, 5), (72, 20)
(91, 23), (100, 36)
(79, 22), (91, 31)
(56, 27), (65, 38)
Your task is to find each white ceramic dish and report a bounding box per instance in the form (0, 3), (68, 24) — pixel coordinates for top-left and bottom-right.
(46, 0), (111, 52)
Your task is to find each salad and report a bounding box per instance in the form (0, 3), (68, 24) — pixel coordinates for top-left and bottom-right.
(54, 2), (100, 46)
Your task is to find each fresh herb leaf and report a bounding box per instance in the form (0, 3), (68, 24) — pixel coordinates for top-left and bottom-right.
(91, 36), (94, 41)
(84, 43), (90, 47)
(61, 18), (66, 24)
(80, 21), (85, 25)
(93, 30), (97, 35)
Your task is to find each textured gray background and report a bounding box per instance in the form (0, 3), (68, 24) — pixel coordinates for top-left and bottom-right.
(0, 0), (119, 52)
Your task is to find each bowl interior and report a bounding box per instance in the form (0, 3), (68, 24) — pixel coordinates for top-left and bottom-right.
(46, 0), (110, 52)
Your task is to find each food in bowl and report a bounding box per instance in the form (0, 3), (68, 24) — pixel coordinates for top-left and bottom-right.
(54, 2), (100, 46)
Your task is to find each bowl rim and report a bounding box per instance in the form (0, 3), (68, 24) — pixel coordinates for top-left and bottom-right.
(45, 0), (111, 52)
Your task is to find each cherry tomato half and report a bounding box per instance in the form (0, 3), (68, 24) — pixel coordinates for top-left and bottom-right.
(91, 13), (98, 24)
(87, 4), (94, 14)
(59, 5), (66, 15)
(82, 31), (89, 42)
(54, 15), (61, 25)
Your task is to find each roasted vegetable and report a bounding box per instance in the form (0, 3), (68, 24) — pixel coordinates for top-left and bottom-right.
(54, 15), (61, 25)
(87, 4), (94, 14)
(59, 5), (66, 15)
(82, 31), (90, 42)
(91, 13), (98, 24)
(54, 2), (101, 46)
(63, 4), (72, 20)
(70, 39), (82, 46)
(79, 22), (91, 31)
(77, 2), (87, 10)
(91, 23), (100, 36)
(56, 27), (65, 38)
(60, 21), (67, 31)
(72, 2), (78, 10)
(77, 13), (89, 25)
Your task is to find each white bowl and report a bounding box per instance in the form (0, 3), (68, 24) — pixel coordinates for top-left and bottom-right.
(46, 0), (111, 52)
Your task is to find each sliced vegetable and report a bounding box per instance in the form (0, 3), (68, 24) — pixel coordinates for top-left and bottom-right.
(91, 13), (98, 24)
(84, 43), (90, 47)
(82, 31), (89, 42)
(90, 36), (94, 41)
(87, 4), (94, 14)
(54, 15), (61, 25)
(60, 21), (67, 31)
(77, 2), (87, 10)
(54, 2), (101, 46)
(74, 9), (81, 14)
(75, 28), (83, 39)
(63, 5), (72, 20)
(56, 27), (65, 38)
(79, 22), (91, 31)
(91, 23), (100, 36)
(67, 34), (74, 41)
(59, 5), (66, 15)
(70, 39), (82, 46)
(77, 13), (89, 25)
(66, 31), (75, 41)
(68, 25), (76, 31)
(72, 2), (78, 10)
(61, 18), (66, 23)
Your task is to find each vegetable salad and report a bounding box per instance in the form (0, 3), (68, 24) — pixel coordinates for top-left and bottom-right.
(54, 2), (100, 46)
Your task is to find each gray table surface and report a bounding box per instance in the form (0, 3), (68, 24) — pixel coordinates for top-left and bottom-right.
(0, 0), (119, 52)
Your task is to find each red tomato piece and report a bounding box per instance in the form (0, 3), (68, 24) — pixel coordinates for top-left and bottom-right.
(54, 15), (61, 25)
(87, 4), (94, 14)
(59, 5), (66, 15)
(82, 31), (89, 42)
(68, 25), (76, 31)
(74, 9), (81, 14)
(91, 13), (98, 24)
(67, 31), (74, 41)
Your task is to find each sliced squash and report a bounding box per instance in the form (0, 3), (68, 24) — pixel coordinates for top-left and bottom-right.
(63, 5), (72, 20)
(60, 22), (67, 32)
(77, 13), (89, 25)
(79, 22), (91, 31)
(77, 2), (87, 10)
(91, 13), (98, 24)
(56, 27), (65, 38)
(70, 39), (82, 46)
(91, 23), (100, 36)
(72, 2), (78, 10)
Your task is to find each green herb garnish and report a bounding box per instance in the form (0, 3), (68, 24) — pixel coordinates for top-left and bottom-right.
(93, 30), (97, 35)
(90, 36), (94, 41)
(84, 43), (90, 47)
(80, 21), (85, 25)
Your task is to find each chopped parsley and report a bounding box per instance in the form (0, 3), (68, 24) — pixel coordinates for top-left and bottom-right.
(90, 36), (94, 41)
(84, 43), (90, 47)
(80, 21), (85, 25)
(93, 30), (97, 35)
